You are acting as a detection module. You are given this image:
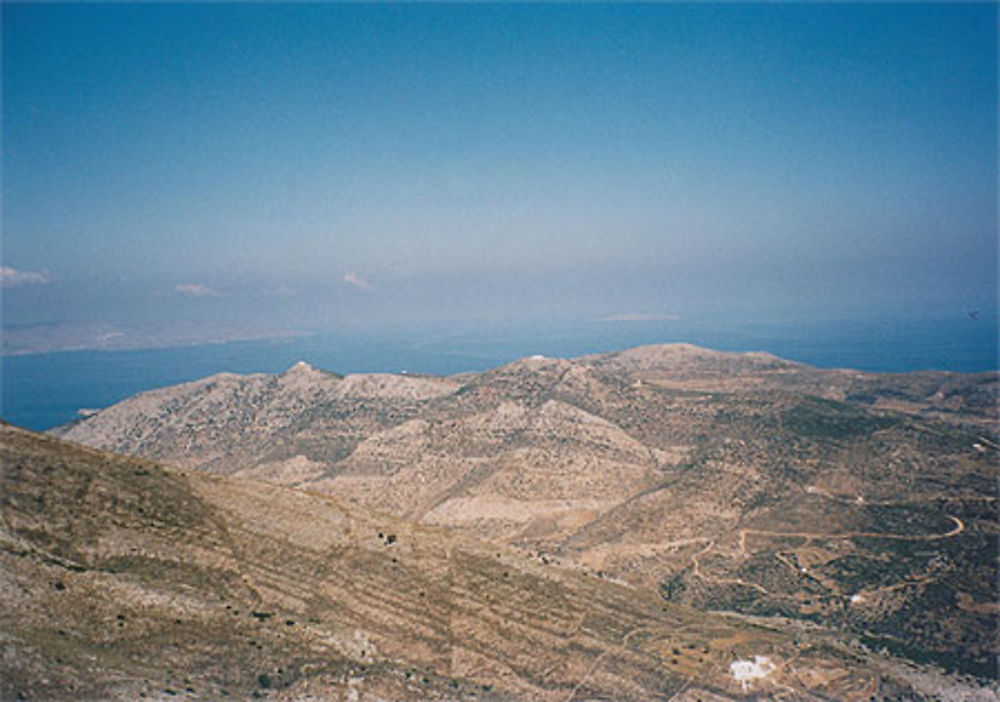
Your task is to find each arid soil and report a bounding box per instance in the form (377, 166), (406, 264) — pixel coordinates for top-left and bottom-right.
(37, 343), (1000, 696)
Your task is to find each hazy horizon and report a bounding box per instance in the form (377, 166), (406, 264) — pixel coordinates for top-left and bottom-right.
(3, 3), (997, 337)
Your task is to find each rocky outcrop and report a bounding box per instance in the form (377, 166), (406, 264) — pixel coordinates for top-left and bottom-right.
(53, 345), (1000, 680)
(3, 422), (933, 700)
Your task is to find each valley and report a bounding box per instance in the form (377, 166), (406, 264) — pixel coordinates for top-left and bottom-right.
(4, 343), (996, 698)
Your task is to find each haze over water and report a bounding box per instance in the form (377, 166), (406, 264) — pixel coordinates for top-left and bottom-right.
(4, 313), (995, 432)
(2, 4), (996, 429)
(4, 5), (996, 325)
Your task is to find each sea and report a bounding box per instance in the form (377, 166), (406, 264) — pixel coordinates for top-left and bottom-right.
(2, 315), (996, 432)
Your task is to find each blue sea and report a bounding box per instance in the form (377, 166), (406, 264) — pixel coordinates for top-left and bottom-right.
(2, 315), (996, 432)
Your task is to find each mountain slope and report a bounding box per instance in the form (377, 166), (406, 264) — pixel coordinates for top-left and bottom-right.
(53, 362), (460, 475)
(53, 344), (999, 681)
(2, 422), (951, 700)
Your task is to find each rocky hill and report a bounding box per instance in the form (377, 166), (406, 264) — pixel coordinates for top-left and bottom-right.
(54, 344), (1000, 684)
(2, 421), (959, 700)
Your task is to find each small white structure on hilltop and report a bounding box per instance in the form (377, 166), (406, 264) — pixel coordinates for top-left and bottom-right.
(730, 656), (776, 691)
(529, 354), (546, 360)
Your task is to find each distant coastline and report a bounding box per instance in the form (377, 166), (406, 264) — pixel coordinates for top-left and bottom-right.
(2, 315), (997, 433)
(1, 321), (308, 356)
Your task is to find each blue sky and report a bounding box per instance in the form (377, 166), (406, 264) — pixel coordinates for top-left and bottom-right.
(3, 3), (996, 332)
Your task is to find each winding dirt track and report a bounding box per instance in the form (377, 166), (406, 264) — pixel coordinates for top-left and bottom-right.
(687, 511), (966, 597)
(738, 515), (965, 554)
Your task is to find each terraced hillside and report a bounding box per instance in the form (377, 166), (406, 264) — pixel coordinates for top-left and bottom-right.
(3, 422), (958, 700)
(54, 344), (999, 685)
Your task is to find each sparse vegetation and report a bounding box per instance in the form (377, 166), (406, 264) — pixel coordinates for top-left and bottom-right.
(3, 344), (996, 698)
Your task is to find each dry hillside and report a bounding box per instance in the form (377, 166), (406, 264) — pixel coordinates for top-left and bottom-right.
(52, 344), (1000, 687)
(4, 422), (964, 700)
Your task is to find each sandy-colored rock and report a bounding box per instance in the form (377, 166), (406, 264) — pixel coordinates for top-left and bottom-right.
(4, 422), (945, 700)
(51, 344), (999, 683)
